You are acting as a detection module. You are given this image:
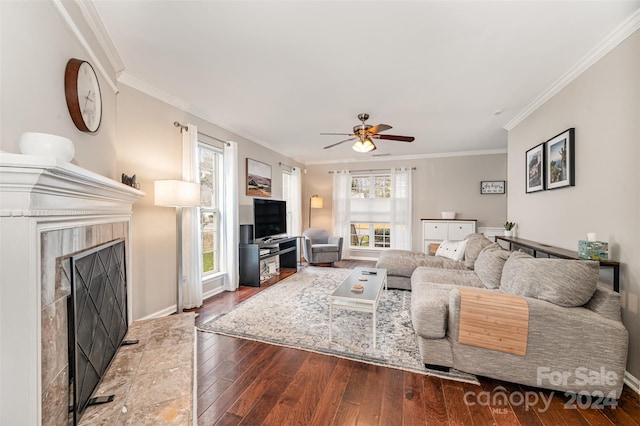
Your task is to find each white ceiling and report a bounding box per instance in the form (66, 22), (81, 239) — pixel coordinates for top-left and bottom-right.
(93, 1), (639, 164)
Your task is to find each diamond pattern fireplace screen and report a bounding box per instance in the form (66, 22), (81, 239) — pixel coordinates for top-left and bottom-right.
(68, 238), (128, 424)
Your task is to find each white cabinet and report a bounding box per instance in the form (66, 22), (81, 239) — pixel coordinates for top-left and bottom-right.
(422, 219), (477, 254)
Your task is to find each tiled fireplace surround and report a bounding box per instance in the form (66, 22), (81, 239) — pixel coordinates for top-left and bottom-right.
(0, 154), (144, 425)
(41, 221), (130, 424)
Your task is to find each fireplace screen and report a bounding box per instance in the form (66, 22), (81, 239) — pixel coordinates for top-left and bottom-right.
(68, 238), (128, 424)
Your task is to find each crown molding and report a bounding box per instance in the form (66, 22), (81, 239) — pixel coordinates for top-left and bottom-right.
(302, 148), (508, 166)
(119, 72), (191, 112)
(118, 71), (508, 166)
(118, 72), (284, 153)
(74, 0), (125, 76)
(51, 0), (118, 93)
(505, 9), (640, 131)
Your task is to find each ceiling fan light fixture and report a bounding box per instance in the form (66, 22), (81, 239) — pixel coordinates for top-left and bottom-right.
(352, 139), (376, 153)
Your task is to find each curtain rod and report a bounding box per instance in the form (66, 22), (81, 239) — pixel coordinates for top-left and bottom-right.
(328, 167), (416, 174)
(278, 161), (299, 171)
(173, 121), (230, 146)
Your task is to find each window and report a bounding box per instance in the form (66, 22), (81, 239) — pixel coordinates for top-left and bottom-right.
(349, 174), (391, 248)
(282, 167), (301, 239)
(350, 223), (390, 248)
(198, 143), (223, 276)
(282, 171), (291, 232)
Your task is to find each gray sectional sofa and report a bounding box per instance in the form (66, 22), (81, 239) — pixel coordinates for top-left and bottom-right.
(377, 234), (629, 399)
(376, 233), (493, 290)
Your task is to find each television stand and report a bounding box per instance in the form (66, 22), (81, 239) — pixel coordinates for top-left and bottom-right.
(239, 236), (298, 287)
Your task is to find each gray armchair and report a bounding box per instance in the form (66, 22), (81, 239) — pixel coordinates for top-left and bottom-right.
(302, 228), (343, 265)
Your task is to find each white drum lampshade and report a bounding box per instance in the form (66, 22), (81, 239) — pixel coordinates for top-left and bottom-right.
(154, 180), (201, 207)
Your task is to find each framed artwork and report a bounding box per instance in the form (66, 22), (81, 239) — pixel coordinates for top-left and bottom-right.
(480, 180), (505, 194)
(545, 128), (575, 190)
(525, 143), (545, 193)
(246, 158), (272, 197)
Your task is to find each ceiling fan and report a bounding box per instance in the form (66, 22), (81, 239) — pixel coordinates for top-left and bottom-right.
(321, 113), (415, 153)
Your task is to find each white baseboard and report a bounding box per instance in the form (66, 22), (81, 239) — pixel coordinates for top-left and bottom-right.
(136, 286), (225, 321)
(137, 305), (176, 321)
(348, 255), (378, 261)
(625, 370), (640, 394)
(203, 286), (225, 301)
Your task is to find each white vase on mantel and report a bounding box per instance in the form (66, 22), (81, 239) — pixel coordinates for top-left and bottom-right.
(504, 230), (513, 237)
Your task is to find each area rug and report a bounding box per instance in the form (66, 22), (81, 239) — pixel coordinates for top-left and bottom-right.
(198, 267), (479, 384)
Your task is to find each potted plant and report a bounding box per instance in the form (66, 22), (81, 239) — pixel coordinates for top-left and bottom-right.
(504, 221), (516, 237)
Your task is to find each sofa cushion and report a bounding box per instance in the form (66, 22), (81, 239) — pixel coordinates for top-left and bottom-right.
(410, 284), (451, 339)
(474, 243), (511, 289)
(376, 249), (467, 278)
(310, 243), (339, 253)
(500, 250), (599, 307)
(412, 266), (485, 289)
(584, 285), (622, 322)
(463, 233), (494, 269)
(435, 239), (467, 261)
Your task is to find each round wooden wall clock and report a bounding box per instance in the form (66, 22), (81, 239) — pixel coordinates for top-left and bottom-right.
(64, 58), (102, 133)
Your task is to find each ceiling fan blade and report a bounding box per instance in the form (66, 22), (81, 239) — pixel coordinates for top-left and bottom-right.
(368, 124), (392, 134)
(373, 134), (415, 142)
(323, 137), (356, 149)
(320, 132), (353, 136)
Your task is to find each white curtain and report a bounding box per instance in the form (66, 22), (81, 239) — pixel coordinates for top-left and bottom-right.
(290, 167), (302, 237)
(221, 141), (239, 291)
(181, 124), (203, 309)
(332, 170), (351, 259)
(390, 167), (413, 250)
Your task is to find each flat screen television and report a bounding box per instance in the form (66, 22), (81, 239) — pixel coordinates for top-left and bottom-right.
(253, 198), (287, 240)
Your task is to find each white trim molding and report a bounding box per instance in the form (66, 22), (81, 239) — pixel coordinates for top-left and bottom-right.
(51, 0), (118, 93)
(0, 153), (144, 217)
(118, 73), (280, 152)
(304, 148), (508, 166)
(74, 0), (125, 76)
(625, 370), (640, 395)
(505, 9), (640, 131)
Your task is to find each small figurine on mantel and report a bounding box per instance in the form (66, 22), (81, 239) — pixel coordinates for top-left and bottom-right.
(121, 173), (140, 189)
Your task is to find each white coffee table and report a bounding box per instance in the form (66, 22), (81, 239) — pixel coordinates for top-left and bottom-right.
(329, 267), (387, 348)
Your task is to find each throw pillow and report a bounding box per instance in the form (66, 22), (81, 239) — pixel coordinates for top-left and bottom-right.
(474, 244), (511, 289)
(500, 250), (599, 307)
(435, 239), (467, 261)
(463, 233), (494, 269)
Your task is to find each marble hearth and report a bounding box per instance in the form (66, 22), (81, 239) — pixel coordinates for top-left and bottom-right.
(0, 153), (144, 425)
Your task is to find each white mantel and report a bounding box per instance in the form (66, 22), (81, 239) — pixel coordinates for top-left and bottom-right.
(0, 153), (145, 425)
(0, 153), (143, 217)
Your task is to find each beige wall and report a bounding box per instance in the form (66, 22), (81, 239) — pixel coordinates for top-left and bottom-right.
(507, 31), (640, 378)
(0, 1), (304, 319)
(116, 84), (302, 319)
(304, 153), (507, 254)
(0, 1), (118, 178)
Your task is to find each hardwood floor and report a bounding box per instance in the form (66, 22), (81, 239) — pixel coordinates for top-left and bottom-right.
(192, 260), (640, 425)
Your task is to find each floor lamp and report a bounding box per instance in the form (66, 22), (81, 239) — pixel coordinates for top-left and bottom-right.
(309, 194), (323, 227)
(154, 179), (201, 313)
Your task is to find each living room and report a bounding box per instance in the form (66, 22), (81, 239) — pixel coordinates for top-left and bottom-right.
(1, 1), (639, 424)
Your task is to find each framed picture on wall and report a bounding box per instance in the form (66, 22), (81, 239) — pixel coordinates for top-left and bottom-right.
(246, 158), (272, 197)
(545, 128), (575, 190)
(480, 180), (506, 194)
(525, 143), (545, 193)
